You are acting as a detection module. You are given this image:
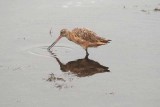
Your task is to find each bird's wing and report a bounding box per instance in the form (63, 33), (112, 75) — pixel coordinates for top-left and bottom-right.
(72, 28), (105, 43)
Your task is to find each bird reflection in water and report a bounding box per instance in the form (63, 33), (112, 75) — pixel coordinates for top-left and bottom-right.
(48, 50), (110, 77)
(47, 50), (110, 89)
(55, 55), (110, 77)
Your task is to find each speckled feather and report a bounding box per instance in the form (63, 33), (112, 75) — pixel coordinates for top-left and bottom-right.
(72, 28), (107, 43)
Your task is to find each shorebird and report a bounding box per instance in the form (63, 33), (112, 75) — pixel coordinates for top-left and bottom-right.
(48, 28), (111, 55)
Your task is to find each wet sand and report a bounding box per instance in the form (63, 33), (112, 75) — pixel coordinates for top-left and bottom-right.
(0, 0), (160, 107)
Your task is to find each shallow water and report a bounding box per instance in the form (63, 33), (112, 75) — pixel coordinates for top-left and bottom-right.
(0, 0), (160, 107)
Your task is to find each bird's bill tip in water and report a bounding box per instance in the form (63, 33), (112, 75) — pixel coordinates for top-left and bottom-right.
(48, 36), (62, 50)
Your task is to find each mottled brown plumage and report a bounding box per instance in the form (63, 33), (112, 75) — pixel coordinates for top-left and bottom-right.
(48, 28), (111, 55)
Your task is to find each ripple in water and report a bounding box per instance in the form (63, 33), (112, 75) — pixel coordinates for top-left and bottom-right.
(26, 45), (73, 58)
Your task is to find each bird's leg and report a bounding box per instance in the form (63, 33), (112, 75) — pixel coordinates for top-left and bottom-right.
(85, 53), (89, 59)
(85, 48), (89, 56)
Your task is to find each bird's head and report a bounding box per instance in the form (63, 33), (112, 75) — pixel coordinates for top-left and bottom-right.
(48, 29), (70, 50)
(60, 29), (70, 37)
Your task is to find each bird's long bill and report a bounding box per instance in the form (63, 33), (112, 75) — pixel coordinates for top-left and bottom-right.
(48, 36), (62, 50)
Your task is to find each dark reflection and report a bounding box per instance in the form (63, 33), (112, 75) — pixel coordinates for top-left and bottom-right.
(48, 50), (110, 77)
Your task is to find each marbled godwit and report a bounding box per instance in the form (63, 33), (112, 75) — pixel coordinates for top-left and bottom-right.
(48, 28), (111, 55)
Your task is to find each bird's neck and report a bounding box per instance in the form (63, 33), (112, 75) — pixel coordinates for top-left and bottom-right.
(66, 32), (73, 41)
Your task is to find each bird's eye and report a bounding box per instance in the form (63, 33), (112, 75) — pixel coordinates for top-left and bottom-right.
(60, 31), (64, 34)
(61, 30), (65, 33)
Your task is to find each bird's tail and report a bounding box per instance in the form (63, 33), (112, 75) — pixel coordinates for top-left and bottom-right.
(101, 39), (111, 44)
(96, 39), (111, 46)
